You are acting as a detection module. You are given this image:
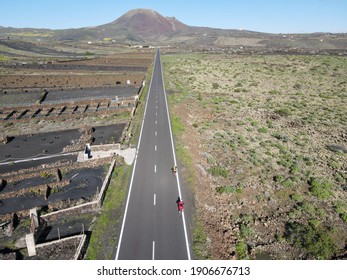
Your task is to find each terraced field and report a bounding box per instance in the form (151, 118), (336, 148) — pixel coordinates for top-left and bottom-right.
(0, 47), (153, 260)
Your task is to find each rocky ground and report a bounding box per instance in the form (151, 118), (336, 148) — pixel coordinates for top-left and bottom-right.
(163, 53), (347, 260)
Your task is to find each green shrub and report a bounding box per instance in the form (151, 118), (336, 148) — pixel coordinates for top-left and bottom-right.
(282, 178), (294, 188)
(340, 213), (347, 223)
(277, 154), (293, 168)
(41, 172), (50, 179)
(328, 161), (341, 170)
(272, 133), (289, 142)
(240, 224), (254, 238)
(308, 178), (333, 200)
(293, 83), (302, 90)
(209, 166), (228, 178)
(317, 208), (326, 219)
(309, 219), (321, 228)
(290, 164), (300, 175)
(269, 90), (281, 95)
(334, 201), (346, 215)
(235, 242), (248, 259)
(250, 120), (258, 127)
(300, 201), (316, 216)
(290, 194), (304, 203)
(334, 201), (347, 222)
(286, 222), (337, 259)
(171, 115), (185, 135)
(192, 218), (209, 260)
(334, 173), (345, 183)
(216, 185), (236, 194)
(4, 122), (13, 128)
(212, 82), (220, 89)
(273, 175), (285, 183)
(240, 214), (254, 224)
(258, 127), (268, 133)
(275, 108), (291, 117)
(236, 184), (244, 194)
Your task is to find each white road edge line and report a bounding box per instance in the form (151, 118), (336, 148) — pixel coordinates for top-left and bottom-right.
(160, 48), (192, 260)
(115, 50), (157, 260)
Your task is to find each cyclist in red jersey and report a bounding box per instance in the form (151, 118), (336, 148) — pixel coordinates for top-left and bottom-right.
(176, 197), (185, 213)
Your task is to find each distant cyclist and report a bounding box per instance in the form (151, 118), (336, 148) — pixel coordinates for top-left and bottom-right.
(172, 165), (177, 175)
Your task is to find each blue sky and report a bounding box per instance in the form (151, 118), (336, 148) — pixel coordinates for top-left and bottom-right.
(1, 0), (346, 33)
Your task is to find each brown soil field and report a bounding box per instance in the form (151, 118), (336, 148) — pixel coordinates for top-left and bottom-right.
(0, 50), (151, 134)
(163, 53), (347, 260)
(0, 73), (145, 90)
(0, 52), (152, 91)
(56, 52), (153, 67)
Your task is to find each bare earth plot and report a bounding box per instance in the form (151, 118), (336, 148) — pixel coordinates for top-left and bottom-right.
(0, 73), (146, 89)
(0, 86), (138, 107)
(0, 124), (125, 162)
(0, 166), (106, 216)
(0, 129), (81, 161)
(163, 53), (347, 260)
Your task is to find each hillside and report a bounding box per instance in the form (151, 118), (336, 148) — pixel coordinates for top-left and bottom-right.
(0, 9), (346, 52)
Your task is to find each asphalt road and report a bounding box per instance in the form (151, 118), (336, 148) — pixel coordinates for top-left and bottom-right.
(115, 49), (191, 260)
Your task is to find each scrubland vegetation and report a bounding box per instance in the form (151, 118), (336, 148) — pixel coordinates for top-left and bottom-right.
(163, 53), (347, 259)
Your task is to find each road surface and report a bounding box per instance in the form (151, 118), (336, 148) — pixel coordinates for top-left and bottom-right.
(115, 49), (191, 260)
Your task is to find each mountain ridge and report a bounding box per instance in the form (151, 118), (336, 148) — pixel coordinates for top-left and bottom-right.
(0, 8), (346, 51)
(0, 8), (271, 41)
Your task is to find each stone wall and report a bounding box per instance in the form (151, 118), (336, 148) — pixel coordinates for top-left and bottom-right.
(41, 158), (116, 222)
